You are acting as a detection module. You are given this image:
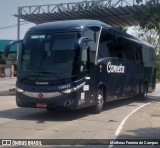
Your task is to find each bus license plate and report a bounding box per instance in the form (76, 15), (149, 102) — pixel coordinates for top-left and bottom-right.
(36, 103), (47, 108)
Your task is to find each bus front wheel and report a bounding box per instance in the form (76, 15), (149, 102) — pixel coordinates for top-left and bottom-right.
(46, 107), (56, 111)
(93, 88), (104, 114)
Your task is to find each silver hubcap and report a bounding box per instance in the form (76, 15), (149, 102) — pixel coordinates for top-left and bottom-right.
(97, 92), (104, 108)
(144, 90), (147, 98)
(144, 86), (147, 98)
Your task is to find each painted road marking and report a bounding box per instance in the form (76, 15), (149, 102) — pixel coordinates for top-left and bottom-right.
(109, 102), (150, 148)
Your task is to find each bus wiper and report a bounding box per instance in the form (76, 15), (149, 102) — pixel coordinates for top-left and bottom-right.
(20, 74), (47, 81)
(60, 75), (77, 79)
(35, 71), (60, 80)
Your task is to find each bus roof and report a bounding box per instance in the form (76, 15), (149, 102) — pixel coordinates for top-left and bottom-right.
(28, 19), (155, 49)
(28, 20), (107, 32)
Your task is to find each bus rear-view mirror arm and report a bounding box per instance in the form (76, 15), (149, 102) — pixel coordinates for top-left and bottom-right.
(4, 40), (23, 57)
(76, 37), (93, 74)
(77, 37), (93, 46)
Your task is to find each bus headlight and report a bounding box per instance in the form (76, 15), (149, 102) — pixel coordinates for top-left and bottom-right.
(16, 87), (24, 93)
(63, 89), (72, 94)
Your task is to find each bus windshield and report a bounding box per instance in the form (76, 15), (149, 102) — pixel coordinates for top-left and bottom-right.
(19, 32), (80, 81)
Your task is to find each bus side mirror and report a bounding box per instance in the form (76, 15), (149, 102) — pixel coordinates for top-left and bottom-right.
(80, 43), (90, 72)
(77, 37), (93, 46)
(4, 40), (23, 57)
(78, 37), (93, 73)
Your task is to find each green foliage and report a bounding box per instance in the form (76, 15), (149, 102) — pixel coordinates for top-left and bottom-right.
(134, 0), (160, 33)
(133, 0), (160, 79)
(156, 53), (160, 80)
(118, 26), (128, 32)
(132, 26), (159, 49)
(0, 54), (6, 64)
(9, 53), (17, 61)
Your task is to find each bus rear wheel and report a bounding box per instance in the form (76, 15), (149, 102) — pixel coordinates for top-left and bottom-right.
(139, 83), (148, 101)
(142, 84), (148, 100)
(93, 88), (104, 114)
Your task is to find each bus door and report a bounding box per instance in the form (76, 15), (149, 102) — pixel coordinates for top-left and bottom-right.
(79, 26), (101, 106)
(97, 30), (119, 101)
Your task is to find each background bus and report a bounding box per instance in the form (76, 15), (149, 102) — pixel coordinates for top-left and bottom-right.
(4, 20), (156, 114)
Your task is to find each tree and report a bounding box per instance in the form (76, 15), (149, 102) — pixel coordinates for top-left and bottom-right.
(132, 26), (159, 51)
(9, 53), (17, 61)
(118, 26), (128, 32)
(134, 0), (160, 33)
(156, 53), (160, 80)
(133, 0), (160, 80)
(0, 53), (6, 64)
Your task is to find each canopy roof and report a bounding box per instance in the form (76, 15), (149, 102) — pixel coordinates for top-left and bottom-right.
(15, 0), (154, 28)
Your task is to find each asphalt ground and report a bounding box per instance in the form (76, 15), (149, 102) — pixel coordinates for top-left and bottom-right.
(0, 78), (160, 148)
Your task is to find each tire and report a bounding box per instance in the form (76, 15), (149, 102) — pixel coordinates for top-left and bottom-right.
(139, 83), (148, 101)
(142, 84), (148, 100)
(46, 107), (56, 111)
(93, 88), (104, 114)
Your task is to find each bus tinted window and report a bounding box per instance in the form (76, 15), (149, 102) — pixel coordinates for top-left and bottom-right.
(97, 29), (144, 62)
(20, 32), (80, 80)
(98, 30), (114, 59)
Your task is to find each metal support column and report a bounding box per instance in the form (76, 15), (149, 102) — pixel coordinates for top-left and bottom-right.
(17, 7), (21, 40)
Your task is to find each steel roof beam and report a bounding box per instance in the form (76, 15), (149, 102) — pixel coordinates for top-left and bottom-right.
(18, 0), (147, 15)
(15, 0), (155, 40)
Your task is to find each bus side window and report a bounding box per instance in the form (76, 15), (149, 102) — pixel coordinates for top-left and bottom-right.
(117, 52), (123, 59)
(98, 30), (113, 59)
(135, 51), (139, 61)
(124, 42), (142, 61)
(134, 46), (142, 62)
(150, 48), (156, 62)
(98, 42), (110, 59)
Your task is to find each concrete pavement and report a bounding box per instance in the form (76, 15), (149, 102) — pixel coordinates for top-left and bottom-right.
(113, 85), (160, 148)
(0, 77), (16, 96)
(0, 78), (160, 147)
(112, 99), (160, 148)
(120, 102), (160, 139)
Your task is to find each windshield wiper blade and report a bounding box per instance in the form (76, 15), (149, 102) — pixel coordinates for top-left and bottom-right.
(35, 71), (60, 80)
(20, 74), (47, 81)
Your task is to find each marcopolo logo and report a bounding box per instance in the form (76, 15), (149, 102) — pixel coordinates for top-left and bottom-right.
(107, 62), (125, 73)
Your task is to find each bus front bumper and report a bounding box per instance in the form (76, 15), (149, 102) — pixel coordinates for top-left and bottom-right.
(16, 91), (78, 110)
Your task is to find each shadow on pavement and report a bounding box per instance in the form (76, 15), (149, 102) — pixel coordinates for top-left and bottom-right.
(0, 95), (159, 123)
(113, 127), (160, 148)
(117, 127), (160, 139)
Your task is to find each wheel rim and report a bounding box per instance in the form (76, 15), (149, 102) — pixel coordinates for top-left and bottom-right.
(144, 87), (147, 98)
(97, 90), (104, 108)
(143, 85), (147, 98)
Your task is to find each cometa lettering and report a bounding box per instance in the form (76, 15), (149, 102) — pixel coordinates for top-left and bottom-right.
(107, 62), (125, 73)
